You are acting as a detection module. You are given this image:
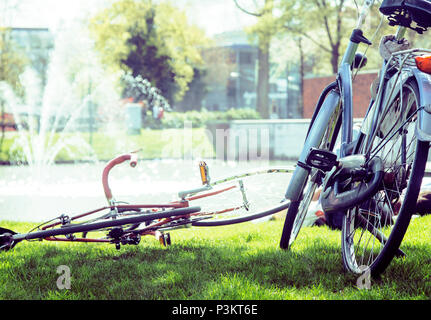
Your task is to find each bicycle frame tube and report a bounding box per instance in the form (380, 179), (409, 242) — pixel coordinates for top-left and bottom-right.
(395, 26), (407, 41)
(337, 0), (381, 156)
(12, 206), (200, 242)
(286, 0), (376, 201)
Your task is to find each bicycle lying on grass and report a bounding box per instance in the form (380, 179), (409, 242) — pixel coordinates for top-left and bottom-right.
(280, 0), (431, 277)
(2, 0), (431, 280)
(0, 152), (293, 251)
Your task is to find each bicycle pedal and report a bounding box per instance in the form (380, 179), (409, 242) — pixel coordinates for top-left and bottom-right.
(305, 148), (338, 172)
(159, 233), (171, 247)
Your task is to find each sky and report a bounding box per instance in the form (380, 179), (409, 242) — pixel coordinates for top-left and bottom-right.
(174, 0), (258, 36)
(7, 0), (257, 37)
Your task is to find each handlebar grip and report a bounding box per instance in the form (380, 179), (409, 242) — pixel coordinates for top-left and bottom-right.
(102, 153), (139, 204)
(130, 153), (138, 168)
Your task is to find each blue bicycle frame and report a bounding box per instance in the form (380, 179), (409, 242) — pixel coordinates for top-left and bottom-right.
(285, 0), (431, 203)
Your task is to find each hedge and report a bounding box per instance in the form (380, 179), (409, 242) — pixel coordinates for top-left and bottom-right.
(144, 108), (261, 129)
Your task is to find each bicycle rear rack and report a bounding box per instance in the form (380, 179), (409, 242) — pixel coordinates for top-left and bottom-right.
(388, 48), (431, 69)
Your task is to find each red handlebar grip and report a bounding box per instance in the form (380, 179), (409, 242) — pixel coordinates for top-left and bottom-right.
(102, 153), (139, 203)
(130, 152), (138, 168)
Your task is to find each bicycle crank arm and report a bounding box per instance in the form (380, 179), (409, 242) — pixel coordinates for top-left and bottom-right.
(0, 227), (20, 251)
(321, 156), (384, 213)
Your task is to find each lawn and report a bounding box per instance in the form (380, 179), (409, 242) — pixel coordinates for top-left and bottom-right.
(0, 214), (430, 300)
(0, 128), (215, 163)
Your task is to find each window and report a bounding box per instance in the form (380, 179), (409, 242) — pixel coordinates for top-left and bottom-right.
(239, 52), (252, 65)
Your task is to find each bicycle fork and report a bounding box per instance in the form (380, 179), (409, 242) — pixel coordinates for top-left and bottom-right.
(285, 90), (341, 202)
(284, 85), (385, 217)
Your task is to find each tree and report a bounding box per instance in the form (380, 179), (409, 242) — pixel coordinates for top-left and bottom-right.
(278, 0), (355, 74)
(234, 0), (276, 119)
(270, 31), (319, 117)
(0, 0), (28, 152)
(279, 0), (395, 75)
(0, 27), (27, 152)
(89, 0), (208, 104)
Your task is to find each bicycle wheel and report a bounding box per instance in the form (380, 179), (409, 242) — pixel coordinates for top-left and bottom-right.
(341, 79), (429, 277)
(280, 94), (342, 249)
(187, 167), (293, 227)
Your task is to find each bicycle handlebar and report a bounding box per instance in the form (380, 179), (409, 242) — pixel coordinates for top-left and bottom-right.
(102, 153), (138, 204)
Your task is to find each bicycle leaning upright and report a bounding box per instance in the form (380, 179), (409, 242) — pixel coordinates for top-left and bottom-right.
(279, 0), (431, 277)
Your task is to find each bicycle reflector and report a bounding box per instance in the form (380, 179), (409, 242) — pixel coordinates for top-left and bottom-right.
(415, 55), (431, 74)
(199, 161), (210, 185)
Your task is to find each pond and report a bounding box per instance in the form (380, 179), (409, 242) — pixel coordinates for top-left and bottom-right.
(3, 158), (430, 223)
(0, 159), (293, 222)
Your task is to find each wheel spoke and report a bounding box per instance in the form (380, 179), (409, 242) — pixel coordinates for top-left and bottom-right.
(342, 81), (425, 275)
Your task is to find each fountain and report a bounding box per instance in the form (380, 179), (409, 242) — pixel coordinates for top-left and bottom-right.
(0, 25), (272, 223)
(0, 25), (118, 221)
(8, 69), (97, 169)
(0, 28), (195, 222)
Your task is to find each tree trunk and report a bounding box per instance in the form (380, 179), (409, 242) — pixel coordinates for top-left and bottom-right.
(298, 37), (305, 118)
(331, 45), (340, 74)
(256, 38), (270, 119)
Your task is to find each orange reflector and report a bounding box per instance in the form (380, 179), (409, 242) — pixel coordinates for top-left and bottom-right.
(199, 161), (209, 185)
(415, 55), (431, 74)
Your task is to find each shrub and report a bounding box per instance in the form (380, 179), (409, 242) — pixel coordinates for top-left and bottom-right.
(148, 108), (261, 129)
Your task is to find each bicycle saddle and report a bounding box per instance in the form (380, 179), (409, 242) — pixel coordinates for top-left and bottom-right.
(380, 0), (431, 33)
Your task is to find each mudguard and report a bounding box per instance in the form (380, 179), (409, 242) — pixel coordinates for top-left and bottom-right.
(412, 68), (431, 142)
(361, 66), (431, 142)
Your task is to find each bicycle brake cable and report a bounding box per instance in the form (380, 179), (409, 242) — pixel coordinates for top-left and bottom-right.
(353, 10), (385, 81)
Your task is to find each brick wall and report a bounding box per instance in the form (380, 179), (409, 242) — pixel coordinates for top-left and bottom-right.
(303, 71), (378, 119)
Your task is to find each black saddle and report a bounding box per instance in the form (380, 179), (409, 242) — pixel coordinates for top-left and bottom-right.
(380, 0), (431, 33)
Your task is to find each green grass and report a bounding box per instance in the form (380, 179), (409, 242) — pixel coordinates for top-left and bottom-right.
(85, 128), (214, 161)
(0, 128), (214, 163)
(1, 215), (431, 300)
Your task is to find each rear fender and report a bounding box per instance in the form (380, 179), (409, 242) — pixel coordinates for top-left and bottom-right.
(412, 68), (431, 142)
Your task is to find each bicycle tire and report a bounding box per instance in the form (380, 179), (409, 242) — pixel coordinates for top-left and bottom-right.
(341, 79), (429, 277)
(280, 91), (342, 249)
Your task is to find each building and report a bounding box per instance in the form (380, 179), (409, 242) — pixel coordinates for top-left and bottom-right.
(202, 40), (258, 111)
(11, 28), (54, 89)
(302, 71), (378, 119)
(178, 30), (298, 118)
